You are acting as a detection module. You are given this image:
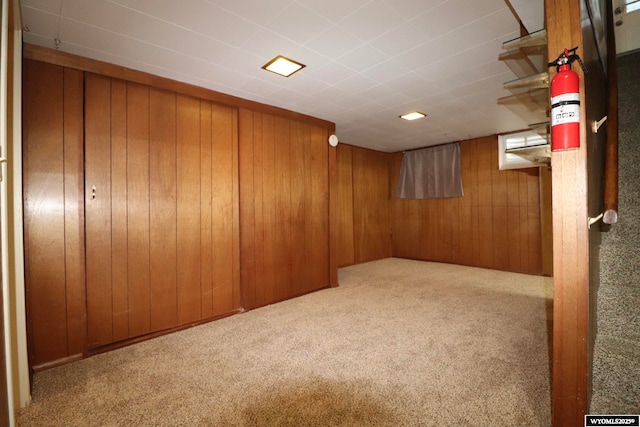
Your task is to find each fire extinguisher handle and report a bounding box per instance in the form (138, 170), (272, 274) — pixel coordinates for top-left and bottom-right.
(548, 46), (588, 74)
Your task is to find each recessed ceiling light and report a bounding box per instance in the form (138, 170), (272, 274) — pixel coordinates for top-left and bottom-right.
(400, 112), (427, 121)
(262, 55), (306, 77)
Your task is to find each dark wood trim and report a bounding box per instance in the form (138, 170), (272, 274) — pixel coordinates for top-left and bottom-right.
(31, 354), (84, 373)
(603, 0), (618, 225)
(23, 44), (335, 131)
(85, 309), (243, 359)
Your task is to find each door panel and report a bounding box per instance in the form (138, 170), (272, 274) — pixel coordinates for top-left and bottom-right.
(85, 74), (114, 347)
(85, 73), (239, 348)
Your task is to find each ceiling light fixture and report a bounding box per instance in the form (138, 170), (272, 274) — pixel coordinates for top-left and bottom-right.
(400, 112), (427, 121)
(262, 55), (306, 77)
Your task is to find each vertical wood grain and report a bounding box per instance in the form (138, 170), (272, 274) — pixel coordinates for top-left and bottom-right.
(149, 88), (178, 332)
(274, 117), (292, 299)
(239, 112), (331, 308)
(336, 144), (355, 267)
(126, 82), (151, 338)
(252, 112), (266, 307)
(289, 120), (306, 295)
(85, 73), (114, 347)
(63, 68), (87, 356)
(212, 104), (236, 315)
(239, 109), (256, 309)
(308, 125), (330, 293)
(110, 79), (130, 342)
(491, 138), (509, 270)
(176, 94), (202, 325)
(261, 114), (278, 303)
(352, 147), (390, 264)
(23, 60), (69, 363)
(200, 101), (214, 318)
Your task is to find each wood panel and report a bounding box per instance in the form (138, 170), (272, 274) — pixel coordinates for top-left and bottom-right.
(211, 104), (239, 315)
(336, 145), (355, 267)
(23, 60), (86, 366)
(389, 136), (543, 275)
(63, 68), (87, 356)
(149, 88), (177, 332)
(110, 79), (129, 342)
(126, 82), (152, 338)
(239, 110), (331, 310)
(176, 94), (202, 325)
(200, 102), (214, 318)
(352, 146), (391, 264)
(85, 74), (114, 347)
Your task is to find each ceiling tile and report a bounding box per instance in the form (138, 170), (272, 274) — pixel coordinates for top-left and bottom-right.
(383, 0), (447, 21)
(239, 29), (300, 61)
(21, 0), (62, 14)
(133, 0), (262, 47)
(211, 0), (294, 27)
(295, 0), (369, 22)
(21, 6), (61, 40)
(332, 74), (378, 93)
(62, 0), (133, 34)
(307, 61), (357, 85)
(360, 58), (412, 83)
(338, 1), (405, 42)
(369, 20), (431, 56)
(306, 25), (364, 59)
(281, 73), (332, 96)
(335, 43), (389, 73)
(266, 3), (333, 45)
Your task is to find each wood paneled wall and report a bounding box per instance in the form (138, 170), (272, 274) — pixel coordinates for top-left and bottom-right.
(22, 48), (336, 368)
(239, 110), (330, 310)
(336, 145), (391, 267)
(83, 73), (240, 349)
(336, 145), (355, 267)
(23, 60), (86, 367)
(353, 147), (392, 264)
(391, 136), (543, 275)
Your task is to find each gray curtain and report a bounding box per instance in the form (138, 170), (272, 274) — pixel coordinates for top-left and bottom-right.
(396, 143), (463, 199)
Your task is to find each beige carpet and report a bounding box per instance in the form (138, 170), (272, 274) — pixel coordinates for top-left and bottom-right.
(18, 258), (553, 426)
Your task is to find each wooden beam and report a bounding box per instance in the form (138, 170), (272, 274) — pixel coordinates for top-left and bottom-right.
(546, 0), (590, 425)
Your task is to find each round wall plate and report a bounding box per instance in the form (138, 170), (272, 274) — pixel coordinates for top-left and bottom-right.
(328, 134), (339, 147)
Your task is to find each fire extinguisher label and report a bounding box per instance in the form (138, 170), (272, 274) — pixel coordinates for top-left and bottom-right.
(551, 93), (580, 126)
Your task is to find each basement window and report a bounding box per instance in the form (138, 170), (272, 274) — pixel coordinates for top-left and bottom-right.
(498, 130), (550, 170)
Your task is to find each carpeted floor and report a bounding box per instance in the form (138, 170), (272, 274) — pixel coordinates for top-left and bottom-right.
(17, 258), (553, 426)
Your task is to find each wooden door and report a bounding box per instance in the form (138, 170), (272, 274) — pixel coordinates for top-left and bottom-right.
(84, 73), (239, 348)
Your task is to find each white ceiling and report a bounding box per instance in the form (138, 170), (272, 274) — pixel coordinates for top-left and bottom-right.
(20, 0), (545, 152)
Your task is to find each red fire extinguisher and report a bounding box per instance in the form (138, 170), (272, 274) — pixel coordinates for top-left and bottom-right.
(548, 47), (586, 151)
